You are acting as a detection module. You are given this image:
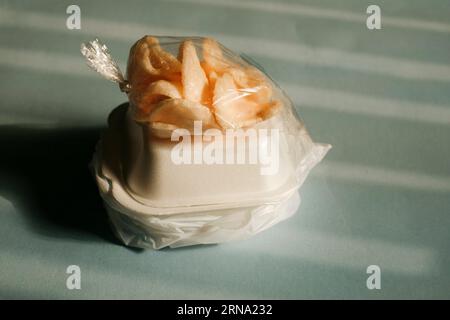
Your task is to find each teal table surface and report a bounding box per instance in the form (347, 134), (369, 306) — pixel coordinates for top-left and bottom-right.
(0, 0), (449, 299)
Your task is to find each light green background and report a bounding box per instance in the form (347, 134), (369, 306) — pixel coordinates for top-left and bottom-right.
(0, 0), (449, 299)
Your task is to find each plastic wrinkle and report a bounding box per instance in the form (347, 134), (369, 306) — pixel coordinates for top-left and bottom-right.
(89, 36), (331, 249)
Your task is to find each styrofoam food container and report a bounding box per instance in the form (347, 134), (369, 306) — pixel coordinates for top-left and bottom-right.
(94, 101), (304, 213)
(123, 111), (302, 209)
(92, 93), (329, 248)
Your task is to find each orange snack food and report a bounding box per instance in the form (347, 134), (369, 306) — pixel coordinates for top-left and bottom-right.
(126, 36), (280, 132)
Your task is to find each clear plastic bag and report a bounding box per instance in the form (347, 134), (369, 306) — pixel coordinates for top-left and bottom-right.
(84, 36), (331, 249)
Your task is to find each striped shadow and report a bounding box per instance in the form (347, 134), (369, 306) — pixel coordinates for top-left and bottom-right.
(1, 47), (449, 127)
(168, 0), (450, 34)
(1, 8), (450, 82)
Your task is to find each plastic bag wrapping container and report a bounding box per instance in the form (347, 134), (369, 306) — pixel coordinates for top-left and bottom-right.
(90, 35), (331, 249)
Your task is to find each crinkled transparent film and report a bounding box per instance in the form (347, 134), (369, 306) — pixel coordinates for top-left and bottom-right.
(88, 35), (331, 249)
